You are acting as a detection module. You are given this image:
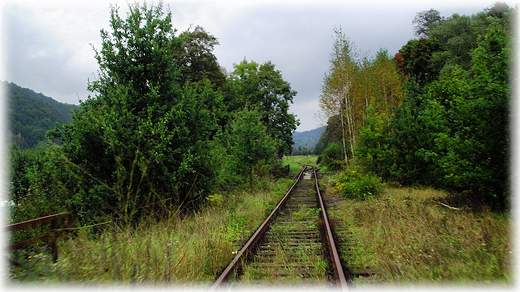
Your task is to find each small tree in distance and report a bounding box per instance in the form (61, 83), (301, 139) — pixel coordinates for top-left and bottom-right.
(413, 9), (444, 38)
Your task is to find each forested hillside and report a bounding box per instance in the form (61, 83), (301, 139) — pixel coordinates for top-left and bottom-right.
(317, 2), (512, 209)
(292, 126), (325, 155)
(4, 81), (79, 149)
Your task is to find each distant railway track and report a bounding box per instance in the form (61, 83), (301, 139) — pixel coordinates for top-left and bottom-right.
(210, 165), (352, 290)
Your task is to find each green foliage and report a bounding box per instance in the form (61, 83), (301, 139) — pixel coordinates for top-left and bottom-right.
(358, 6), (512, 209)
(355, 106), (391, 177)
(402, 4), (513, 86)
(436, 20), (510, 207)
(318, 31), (404, 165)
(313, 131), (329, 156)
(428, 3), (512, 73)
(8, 146), (70, 221)
(317, 142), (344, 171)
(8, 1), (301, 229)
(334, 169), (383, 200)
(47, 2), (221, 225)
(225, 59), (299, 157)
(397, 37), (444, 85)
(7, 146), (71, 245)
(174, 25), (226, 90)
(378, 81), (450, 186)
(412, 9), (444, 38)
(228, 109), (277, 193)
(206, 194), (223, 206)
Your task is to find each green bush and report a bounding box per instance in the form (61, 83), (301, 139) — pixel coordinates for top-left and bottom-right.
(317, 142), (345, 171)
(335, 169), (383, 200)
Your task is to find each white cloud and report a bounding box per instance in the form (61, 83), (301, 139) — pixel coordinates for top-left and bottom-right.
(2, 0), (516, 127)
(290, 99), (323, 132)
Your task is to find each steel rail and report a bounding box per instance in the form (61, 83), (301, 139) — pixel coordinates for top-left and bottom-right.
(209, 166), (308, 290)
(313, 166), (349, 290)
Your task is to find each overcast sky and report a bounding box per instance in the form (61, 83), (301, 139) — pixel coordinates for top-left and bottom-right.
(1, 0), (516, 131)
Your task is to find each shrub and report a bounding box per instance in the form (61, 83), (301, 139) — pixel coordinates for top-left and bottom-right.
(335, 169), (383, 199)
(317, 142), (345, 171)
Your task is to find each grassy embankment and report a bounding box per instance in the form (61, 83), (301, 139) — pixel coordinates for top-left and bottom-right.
(324, 179), (512, 287)
(7, 177), (294, 286)
(7, 156), (511, 287)
(286, 156), (511, 286)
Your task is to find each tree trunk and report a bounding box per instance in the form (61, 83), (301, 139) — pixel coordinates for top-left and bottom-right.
(344, 94), (356, 161)
(249, 167), (253, 194)
(340, 102), (349, 166)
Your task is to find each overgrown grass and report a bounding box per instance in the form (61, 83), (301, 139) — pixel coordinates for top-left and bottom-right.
(335, 169), (384, 199)
(7, 177), (294, 286)
(326, 185), (512, 287)
(240, 186), (327, 286)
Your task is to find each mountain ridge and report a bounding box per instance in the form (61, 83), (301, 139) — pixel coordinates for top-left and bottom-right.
(4, 81), (79, 149)
(292, 126), (325, 154)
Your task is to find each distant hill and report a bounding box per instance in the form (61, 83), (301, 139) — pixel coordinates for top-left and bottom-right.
(4, 81), (79, 149)
(292, 126), (325, 155)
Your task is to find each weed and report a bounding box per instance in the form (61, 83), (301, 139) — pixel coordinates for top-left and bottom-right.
(291, 205), (320, 222)
(325, 186), (512, 286)
(7, 178), (294, 285)
(206, 194), (223, 206)
(335, 169), (383, 199)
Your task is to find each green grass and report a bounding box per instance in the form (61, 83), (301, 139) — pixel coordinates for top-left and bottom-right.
(282, 155), (333, 173)
(282, 155), (319, 173)
(7, 177), (295, 286)
(325, 185), (512, 286)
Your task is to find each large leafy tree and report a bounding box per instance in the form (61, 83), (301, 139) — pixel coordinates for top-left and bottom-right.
(228, 109), (277, 193)
(412, 9), (444, 38)
(225, 59), (299, 157)
(49, 2), (220, 224)
(397, 37), (444, 85)
(174, 25), (226, 90)
(427, 5), (510, 73)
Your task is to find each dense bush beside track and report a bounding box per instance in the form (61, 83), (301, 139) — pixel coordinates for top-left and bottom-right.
(334, 169), (384, 200)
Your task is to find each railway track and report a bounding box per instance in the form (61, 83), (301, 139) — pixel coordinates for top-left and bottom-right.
(210, 166), (351, 289)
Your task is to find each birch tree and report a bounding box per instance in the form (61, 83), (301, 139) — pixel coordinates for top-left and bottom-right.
(372, 49), (403, 113)
(319, 27), (359, 166)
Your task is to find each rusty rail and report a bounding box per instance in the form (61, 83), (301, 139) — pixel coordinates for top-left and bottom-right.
(313, 166), (349, 290)
(4, 212), (73, 263)
(210, 166), (350, 289)
(209, 166), (307, 290)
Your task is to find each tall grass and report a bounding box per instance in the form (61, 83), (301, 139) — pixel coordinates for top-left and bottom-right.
(326, 186), (512, 287)
(7, 177), (294, 286)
